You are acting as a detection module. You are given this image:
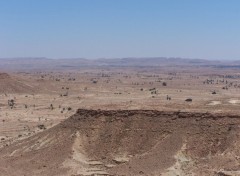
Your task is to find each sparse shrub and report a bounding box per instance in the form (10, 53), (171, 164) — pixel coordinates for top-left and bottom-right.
(185, 98), (192, 102)
(8, 99), (15, 109)
(167, 95), (171, 100)
(63, 92), (68, 96)
(37, 124), (46, 130)
(149, 88), (156, 91)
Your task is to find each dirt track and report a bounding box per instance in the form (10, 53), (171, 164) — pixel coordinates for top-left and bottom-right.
(1, 109), (240, 176)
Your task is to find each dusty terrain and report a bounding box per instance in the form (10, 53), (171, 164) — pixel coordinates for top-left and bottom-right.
(1, 58), (240, 175)
(1, 109), (240, 176)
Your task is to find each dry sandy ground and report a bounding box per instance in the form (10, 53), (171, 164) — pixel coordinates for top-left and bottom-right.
(1, 109), (240, 176)
(1, 66), (240, 175)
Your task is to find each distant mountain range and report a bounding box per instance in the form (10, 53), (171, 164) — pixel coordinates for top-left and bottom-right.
(0, 57), (239, 71)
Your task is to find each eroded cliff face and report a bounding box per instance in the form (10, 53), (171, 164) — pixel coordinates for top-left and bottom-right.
(1, 109), (240, 176)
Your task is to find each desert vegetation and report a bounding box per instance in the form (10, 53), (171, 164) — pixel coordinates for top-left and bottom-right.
(1, 62), (240, 175)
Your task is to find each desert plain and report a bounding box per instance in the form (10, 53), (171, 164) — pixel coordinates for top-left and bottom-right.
(1, 58), (240, 175)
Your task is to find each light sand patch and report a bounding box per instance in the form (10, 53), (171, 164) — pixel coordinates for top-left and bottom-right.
(63, 132), (108, 176)
(163, 143), (194, 176)
(229, 99), (240, 104)
(217, 170), (240, 176)
(113, 155), (130, 164)
(207, 101), (221, 106)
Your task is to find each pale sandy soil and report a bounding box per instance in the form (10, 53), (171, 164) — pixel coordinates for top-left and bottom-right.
(2, 67), (240, 145)
(1, 66), (240, 175)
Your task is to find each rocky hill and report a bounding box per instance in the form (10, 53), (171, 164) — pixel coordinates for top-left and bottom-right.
(1, 109), (240, 176)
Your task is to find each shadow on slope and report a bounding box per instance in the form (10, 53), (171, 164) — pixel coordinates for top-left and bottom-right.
(1, 109), (240, 176)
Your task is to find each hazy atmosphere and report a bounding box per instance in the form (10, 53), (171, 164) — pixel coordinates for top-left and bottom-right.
(1, 0), (240, 59)
(2, 1), (240, 176)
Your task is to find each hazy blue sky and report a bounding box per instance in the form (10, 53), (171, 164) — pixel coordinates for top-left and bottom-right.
(0, 0), (240, 60)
